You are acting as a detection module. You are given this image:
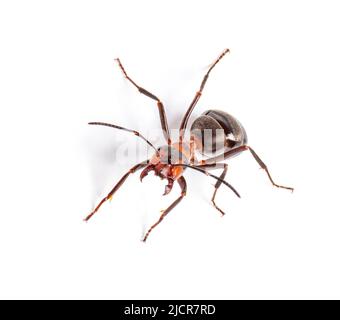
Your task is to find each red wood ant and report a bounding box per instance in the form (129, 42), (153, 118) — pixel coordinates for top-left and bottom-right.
(85, 49), (293, 242)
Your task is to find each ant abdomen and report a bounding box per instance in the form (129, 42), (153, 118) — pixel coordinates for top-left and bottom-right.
(190, 109), (248, 155)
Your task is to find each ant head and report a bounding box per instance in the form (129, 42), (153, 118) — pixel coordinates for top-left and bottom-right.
(140, 145), (188, 196)
(139, 162), (177, 196)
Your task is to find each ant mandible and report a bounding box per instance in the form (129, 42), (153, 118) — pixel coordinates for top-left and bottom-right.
(85, 49), (293, 242)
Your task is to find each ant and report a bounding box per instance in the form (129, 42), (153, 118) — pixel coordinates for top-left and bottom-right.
(85, 49), (293, 242)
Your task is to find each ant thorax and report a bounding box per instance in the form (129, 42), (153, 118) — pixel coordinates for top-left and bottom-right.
(150, 144), (190, 166)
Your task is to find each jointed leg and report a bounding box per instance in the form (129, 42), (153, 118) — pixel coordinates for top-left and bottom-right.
(115, 58), (171, 144)
(204, 145), (294, 192)
(142, 176), (187, 242)
(172, 163), (240, 198)
(247, 146), (294, 192)
(84, 161), (149, 222)
(196, 163), (228, 215)
(212, 165), (228, 216)
(179, 48), (230, 138)
(203, 145), (248, 164)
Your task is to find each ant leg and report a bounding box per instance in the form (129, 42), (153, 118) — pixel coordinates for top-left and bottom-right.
(84, 160), (149, 222)
(196, 163), (228, 216)
(179, 48), (230, 139)
(115, 58), (171, 144)
(204, 145), (294, 192)
(203, 145), (248, 164)
(142, 176), (187, 242)
(211, 164), (228, 216)
(172, 163), (240, 198)
(247, 146), (294, 192)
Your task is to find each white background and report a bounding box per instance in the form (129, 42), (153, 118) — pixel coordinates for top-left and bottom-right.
(0, 0), (339, 299)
